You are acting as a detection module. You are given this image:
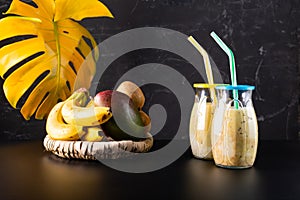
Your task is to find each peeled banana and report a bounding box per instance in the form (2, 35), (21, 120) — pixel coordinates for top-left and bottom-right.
(46, 101), (83, 141)
(61, 99), (112, 126)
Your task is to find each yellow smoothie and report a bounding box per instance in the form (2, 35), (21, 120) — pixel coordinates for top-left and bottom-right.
(190, 102), (214, 159)
(212, 107), (258, 168)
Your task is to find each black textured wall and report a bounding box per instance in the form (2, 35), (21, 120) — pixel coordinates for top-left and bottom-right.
(0, 0), (299, 141)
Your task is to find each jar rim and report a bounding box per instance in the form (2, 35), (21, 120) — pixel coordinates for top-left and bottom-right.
(193, 83), (227, 88)
(216, 85), (255, 90)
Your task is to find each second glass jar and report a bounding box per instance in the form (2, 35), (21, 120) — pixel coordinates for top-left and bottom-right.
(211, 85), (258, 169)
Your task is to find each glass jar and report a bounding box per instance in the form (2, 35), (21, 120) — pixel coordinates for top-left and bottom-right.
(211, 85), (258, 169)
(189, 83), (219, 160)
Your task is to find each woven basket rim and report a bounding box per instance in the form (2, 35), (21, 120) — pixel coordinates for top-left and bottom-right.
(43, 133), (154, 160)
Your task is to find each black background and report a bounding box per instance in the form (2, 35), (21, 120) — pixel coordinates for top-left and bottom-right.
(0, 0), (299, 141)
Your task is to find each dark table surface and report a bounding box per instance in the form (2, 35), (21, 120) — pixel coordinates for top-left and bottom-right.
(0, 139), (299, 200)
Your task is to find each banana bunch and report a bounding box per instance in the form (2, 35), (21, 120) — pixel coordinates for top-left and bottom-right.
(46, 88), (112, 141)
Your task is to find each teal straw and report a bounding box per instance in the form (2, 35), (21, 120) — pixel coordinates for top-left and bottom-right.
(210, 31), (239, 109)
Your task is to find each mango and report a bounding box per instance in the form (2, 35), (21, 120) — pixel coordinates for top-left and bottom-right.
(94, 90), (147, 141)
(139, 110), (151, 133)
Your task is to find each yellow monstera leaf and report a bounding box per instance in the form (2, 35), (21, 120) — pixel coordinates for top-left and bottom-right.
(0, 0), (113, 120)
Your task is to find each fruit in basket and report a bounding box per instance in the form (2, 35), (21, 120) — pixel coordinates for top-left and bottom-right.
(139, 110), (151, 133)
(46, 88), (112, 141)
(46, 101), (83, 141)
(46, 89), (89, 140)
(116, 81), (151, 133)
(81, 126), (104, 142)
(116, 81), (145, 109)
(61, 98), (112, 126)
(93, 90), (113, 107)
(95, 90), (147, 141)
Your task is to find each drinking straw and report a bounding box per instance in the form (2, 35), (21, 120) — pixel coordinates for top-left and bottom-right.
(210, 31), (239, 109)
(188, 36), (217, 103)
(188, 36), (214, 84)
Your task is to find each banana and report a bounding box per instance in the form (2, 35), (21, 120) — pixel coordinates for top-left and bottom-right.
(61, 96), (112, 127)
(45, 88), (89, 140)
(81, 126), (104, 142)
(66, 88), (90, 107)
(46, 101), (84, 141)
(46, 88), (112, 141)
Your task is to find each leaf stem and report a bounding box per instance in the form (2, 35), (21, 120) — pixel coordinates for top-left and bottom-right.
(53, 21), (61, 93)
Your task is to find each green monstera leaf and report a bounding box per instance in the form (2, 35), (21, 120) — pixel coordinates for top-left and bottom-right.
(0, 0), (113, 120)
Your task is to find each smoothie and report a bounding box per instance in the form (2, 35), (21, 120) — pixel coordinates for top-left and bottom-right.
(212, 106), (258, 168)
(190, 102), (214, 159)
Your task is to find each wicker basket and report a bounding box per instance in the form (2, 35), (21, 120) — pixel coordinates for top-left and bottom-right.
(43, 133), (153, 160)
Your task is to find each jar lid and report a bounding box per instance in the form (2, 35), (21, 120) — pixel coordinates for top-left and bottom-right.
(193, 83), (227, 88)
(216, 85), (255, 90)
